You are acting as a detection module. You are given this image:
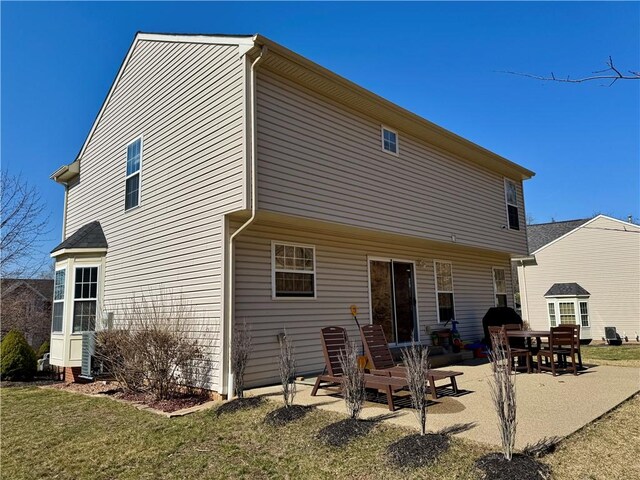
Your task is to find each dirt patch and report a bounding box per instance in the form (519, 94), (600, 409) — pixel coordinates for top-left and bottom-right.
(264, 405), (312, 426)
(47, 381), (120, 395)
(317, 418), (376, 447)
(387, 433), (450, 468)
(475, 453), (551, 480)
(114, 391), (208, 413)
(215, 396), (265, 417)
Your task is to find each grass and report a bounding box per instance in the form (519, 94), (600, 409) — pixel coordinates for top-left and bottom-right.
(581, 344), (640, 367)
(1, 387), (639, 479)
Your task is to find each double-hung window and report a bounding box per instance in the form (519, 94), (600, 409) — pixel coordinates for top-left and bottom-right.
(125, 137), (142, 210)
(547, 298), (590, 328)
(434, 261), (455, 323)
(547, 303), (557, 327)
(492, 268), (508, 307)
(52, 269), (66, 333)
(579, 301), (590, 327)
(272, 243), (316, 298)
(72, 266), (98, 332)
(504, 179), (520, 230)
(381, 126), (398, 155)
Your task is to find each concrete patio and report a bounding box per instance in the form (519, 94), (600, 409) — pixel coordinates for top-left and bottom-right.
(248, 361), (640, 449)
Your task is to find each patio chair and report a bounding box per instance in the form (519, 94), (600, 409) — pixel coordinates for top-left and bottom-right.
(503, 323), (526, 349)
(359, 324), (463, 398)
(555, 324), (583, 369)
(537, 327), (579, 376)
(488, 326), (532, 373)
(311, 326), (409, 411)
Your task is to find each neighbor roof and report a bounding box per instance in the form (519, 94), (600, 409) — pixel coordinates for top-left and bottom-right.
(51, 221), (108, 253)
(544, 283), (590, 297)
(1, 278), (54, 301)
(527, 218), (591, 253)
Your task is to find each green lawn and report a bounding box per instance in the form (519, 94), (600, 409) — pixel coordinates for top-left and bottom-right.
(581, 344), (640, 367)
(1, 387), (638, 479)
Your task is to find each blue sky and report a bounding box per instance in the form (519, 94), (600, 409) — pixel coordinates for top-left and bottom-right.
(2, 2), (639, 264)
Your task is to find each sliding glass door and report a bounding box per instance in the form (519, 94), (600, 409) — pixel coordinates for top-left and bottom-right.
(369, 259), (417, 344)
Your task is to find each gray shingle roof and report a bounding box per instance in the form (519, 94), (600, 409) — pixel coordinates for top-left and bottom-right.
(527, 218), (591, 253)
(51, 221), (108, 253)
(544, 283), (590, 297)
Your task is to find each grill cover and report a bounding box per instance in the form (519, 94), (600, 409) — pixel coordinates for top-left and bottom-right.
(481, 307), (523, 345)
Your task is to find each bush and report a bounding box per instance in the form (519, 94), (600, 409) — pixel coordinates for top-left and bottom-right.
(0, 330), (37, 380)
(402, 342), (430, 435)
(231, 319), (251, 399)
(278, 331), (296, 408)
(337, 340), (365, 419)
(36, 339), (50, 359)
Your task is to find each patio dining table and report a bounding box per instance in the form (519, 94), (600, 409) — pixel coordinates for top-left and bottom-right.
(505, 329), (551, 351)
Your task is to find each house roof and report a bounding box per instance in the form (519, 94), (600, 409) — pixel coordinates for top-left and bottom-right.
(544, 282), (590, 297)
(52, 32), (535, 184)
(1, 278), (54, 301)
(51, 221), (108, 253)
(527, 218), (591, 253)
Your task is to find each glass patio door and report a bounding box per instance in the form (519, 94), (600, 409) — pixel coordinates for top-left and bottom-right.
(369, 260), (417, 344)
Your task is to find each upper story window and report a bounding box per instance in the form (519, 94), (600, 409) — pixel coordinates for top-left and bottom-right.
(504, 179), (520, 230)
(72, 266), (98, 333)
(434, 260), (455, 323)
(381, 126), (398, 155)
(52, 269), (66, 333)
(492, 267), (508, 307)
(125, 137), (142, 211)
(272, 242), (316, 299)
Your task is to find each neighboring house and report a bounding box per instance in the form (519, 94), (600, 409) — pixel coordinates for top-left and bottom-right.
(49, 33), (534, 393)
(517, 215), (640, 341)
(1, 278), (53, 350)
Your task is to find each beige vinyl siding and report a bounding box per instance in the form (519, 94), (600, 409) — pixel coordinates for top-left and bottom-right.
(255, 70), (528, 256)
(64, 40), (246, 390)
(234, 218), (514, 387)
(519, 216), (640, 340)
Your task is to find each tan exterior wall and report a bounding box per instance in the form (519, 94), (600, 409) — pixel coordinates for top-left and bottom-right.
(518, 216), (640, 340)
(255, 69), (528, 256)
(234, 218), (514, 387)
(64, 40), (247, 390)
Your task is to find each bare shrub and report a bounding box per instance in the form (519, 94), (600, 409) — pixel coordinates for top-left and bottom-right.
(94, 290), (203, 401)
(402, 341), (430, 435)
(231, 318), (251, 399)
(338, 340), (365, 419)
(279, 331), (296, 408)
(488, 331), (517, 461)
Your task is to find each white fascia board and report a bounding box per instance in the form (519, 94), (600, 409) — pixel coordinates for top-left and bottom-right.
(51, 248), (108, 258)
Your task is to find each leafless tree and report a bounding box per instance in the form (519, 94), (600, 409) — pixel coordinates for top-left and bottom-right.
(231, 318), (251, 398)
(1, 171), (50, 277)
(402, 341), (430, 435)
(338, 340), (365, 419)
(488, 331), (518, 461)
(502, 56), (640, 87)
(278, 330), (296, 408)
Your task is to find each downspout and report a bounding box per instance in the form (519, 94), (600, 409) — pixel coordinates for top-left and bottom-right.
(224, 45), (268, 397)
(61, 183), (69, 240)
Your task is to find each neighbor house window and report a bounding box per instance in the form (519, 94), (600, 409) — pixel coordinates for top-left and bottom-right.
(558, 302), (576, 325)
(504, 179), (520, 230)
(547, 303), (557, 327)
(579, 301), (590, 327)
(434, 261), (455, 323)
(272, 243), (316, 298)
(72, 267), (98, 332)
(381, 126), (398, 154)
(52, 269), (66, 333)
(547, 298), (590, 328)
(492, 268), (508, 307)
(125, 137), (142, 210)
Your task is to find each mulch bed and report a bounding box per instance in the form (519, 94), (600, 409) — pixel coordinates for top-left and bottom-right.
(387, 433), (451, 468)
(115, 391), (209, 413)
(215, 396), (265, 417)
(475, 453), (552, 480)
(317, 418), (376, 447)
(264, 405), (313, 426)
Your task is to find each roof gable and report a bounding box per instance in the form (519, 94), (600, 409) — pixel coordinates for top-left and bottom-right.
(1, 279), (54, 301)
(51, 221), (108, 253)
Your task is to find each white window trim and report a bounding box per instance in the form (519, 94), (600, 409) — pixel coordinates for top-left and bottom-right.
(51, 267), (66, 333)
(503, 178), (519, 230)
(71, 264), (101, 334)
(433, 260), (456, 324)
(125, 135), (144, 212)
(578, 300), (590, 328)
(546, 297), (590, 328)
(366, 256), (421, 345)
(271, 241), (317, 300)
(492, 267), (508, 307)
(380, 125), (399, 156)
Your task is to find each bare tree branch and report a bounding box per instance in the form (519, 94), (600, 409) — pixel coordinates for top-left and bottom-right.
(500, 56), (640, 86)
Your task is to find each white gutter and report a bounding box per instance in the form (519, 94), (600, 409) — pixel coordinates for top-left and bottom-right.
(223, 45), (267, 397)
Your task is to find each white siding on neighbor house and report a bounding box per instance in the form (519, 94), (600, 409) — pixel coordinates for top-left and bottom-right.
(234, 219), (514, 387)
(64, 40), (247, 390)
(255, 70), (528, 256)
(519, 216), (640, 341)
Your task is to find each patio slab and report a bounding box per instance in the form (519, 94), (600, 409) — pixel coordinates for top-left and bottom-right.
(248, 362), (640, 449)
